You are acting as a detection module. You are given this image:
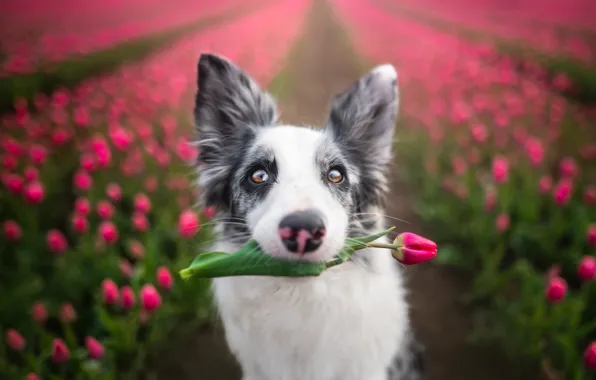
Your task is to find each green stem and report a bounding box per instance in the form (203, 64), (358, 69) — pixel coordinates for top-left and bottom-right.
(367, 242), (397, 250)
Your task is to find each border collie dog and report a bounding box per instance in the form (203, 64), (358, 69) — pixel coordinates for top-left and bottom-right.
(193, 53), (424, 380)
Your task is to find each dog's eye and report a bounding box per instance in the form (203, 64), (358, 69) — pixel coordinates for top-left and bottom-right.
(327, 168), (344, 184)
(250, 168), (269, 184)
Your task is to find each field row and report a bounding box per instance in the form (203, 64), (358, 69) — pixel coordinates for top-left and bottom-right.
(331, 0), (596, 378)
(0, 0), (312, 378)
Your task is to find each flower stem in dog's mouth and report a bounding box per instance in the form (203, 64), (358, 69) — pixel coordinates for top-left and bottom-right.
(179, 227), (438, 280)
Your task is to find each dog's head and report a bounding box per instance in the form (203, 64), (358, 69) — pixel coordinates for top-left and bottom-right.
(194, 53), (399, 262)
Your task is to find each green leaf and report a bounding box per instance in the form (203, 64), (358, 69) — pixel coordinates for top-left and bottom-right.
(179, 227), (397, 279)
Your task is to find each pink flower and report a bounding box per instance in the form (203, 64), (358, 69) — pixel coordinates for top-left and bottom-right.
(119, 259), (133, 278)
(59, 303), (77, 323)
(128, 239), (145, 259)
(51, 338), (70, 364)
(538, 175), (552, 194)
(98, 221), (118, 244)
(524, 137), (544, 166)
(578, 256), (596, 281)
(144, 176), (158, 192)
(585, 185), (596, 205)
(29, 144), (47, 165)
(24, 166), (39, 181)
(134, 193), (151, 213)
(588, 224), (596, 246)
(4, 173), (24, 194)
(74, 107), (90, 127)
(26, 373), (40, 380)
(552, 179), (573, 206)
(5, 328), (25, 351)
(96, 200), (115, 220)
(47, 229), (68, 254)
(80, 153), (97, 172)
(545, 277), (567, 303)
(23, 181), (45, 204)
(391, 232), (438, 265)
(85, 336), (104, 359)
(106, 183), (121, 202)
(585, 341), (596, 370)
(71, 213), (89, 234)
(132, 212), (149, 232)
(496, 213), (510, 232)
(73, 169), (93, 191)
(178, 209), (200, 238)
(74, 197), (91, 215)
(3, 220), (22, 241)
(492, 155), (509, 184)
(110, 128), (132, 151)
(120, 286), (136, 309)
(157, 266), (174, 291)
(101, 278), (119, 305)
(140, 284), (162, 312)
(31, 302), (47, 324)
(559, 157), (578, 178)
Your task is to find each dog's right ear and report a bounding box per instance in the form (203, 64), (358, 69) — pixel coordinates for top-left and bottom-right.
(194, 53), (278, 165)
(193, 53), (278, 208)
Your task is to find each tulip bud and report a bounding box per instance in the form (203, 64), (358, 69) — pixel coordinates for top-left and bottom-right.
(85, 336), (104, 359)
(140, 284), (162, 312)
(584, 341), (596, 370)
(51, 338), (70, 364)
(5, 328), (25, 351)
(391, 232), (438, 265)
(545, 277), (567, 303)
(578, 256), (596, 281)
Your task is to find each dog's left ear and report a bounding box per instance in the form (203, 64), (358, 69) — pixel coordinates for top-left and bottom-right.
(325, 64), (399, 166)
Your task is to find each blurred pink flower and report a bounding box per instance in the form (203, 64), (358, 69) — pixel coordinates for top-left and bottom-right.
(134, 193), (151, 214)
(47, 229), (68, 254)
(120, 286), (136, 309)
(553, 179), (573, 206)
(101, 278), (119, 305)
(496, 212), (510, 232)
(96, 200), (115, 220)
(85, 337), (105, 359)
(23, 180), (45, 204)
(51, 338), (70, 364)
(3, 220), (22, 241)
(5, 328), (25, 351)
(585, 342), (596, 370)
(178, 209), (199, 238)
(132, 212), (149, 232)
(588, 224), (596, 246)
(140, 284), (162, 312)
(492, 155), (509, 184)
(106, 183), (122, 202)
(74, 197), (91, 215)
(545, 276), (567, 303)
(538, 175), (553, 194)
(73, 169), (93, 191)
(559, 157), (578, 178)
(99, 221), (118, 244)
(59, 303), (77, 324)
(31, 302), (47, 324)
(157, 266), (174, 291)
(578, 256), (596, 281)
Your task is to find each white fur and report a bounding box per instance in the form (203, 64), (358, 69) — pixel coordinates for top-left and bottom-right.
(209, 125), (410, 380)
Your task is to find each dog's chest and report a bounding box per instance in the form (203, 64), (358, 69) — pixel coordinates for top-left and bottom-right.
(212, 260), (409, 380)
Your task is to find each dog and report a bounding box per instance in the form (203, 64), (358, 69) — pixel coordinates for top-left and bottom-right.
(193, 53), (425, 380)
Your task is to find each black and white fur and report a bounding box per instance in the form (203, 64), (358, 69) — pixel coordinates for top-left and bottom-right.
(193, 53), (425, 380)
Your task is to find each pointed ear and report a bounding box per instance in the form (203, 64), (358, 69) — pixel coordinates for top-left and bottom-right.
(193, 53), (278, 207)
(194, 53), (279, 165)
(325, 64), (399, 166)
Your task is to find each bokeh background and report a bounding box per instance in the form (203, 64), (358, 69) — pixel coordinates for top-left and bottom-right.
(1, 0), (595, 379)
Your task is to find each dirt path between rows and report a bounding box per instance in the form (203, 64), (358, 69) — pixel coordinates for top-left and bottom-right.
(155, 0), (529, 379)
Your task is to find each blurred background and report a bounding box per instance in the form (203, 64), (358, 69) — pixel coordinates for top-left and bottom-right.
(1, 0), (595, 379)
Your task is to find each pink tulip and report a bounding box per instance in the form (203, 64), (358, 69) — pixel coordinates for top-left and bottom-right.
(5, 328), (25, 351)
(31, 302), (47, 324)
(391, 232), (438, 265)
(23, 180), (45, 204)
(59, 303), (77, 323)
(134, 193), (152, 213)
(179, 209), (200, 238)
(3, 220), (22, 241)
(585, 342), (596, 370)
(491, 155), (509, 184)
(106, 183), (122, 202)
(120, 286), (136, 309)
(140, 284), (162, 312)
(545, 277), (567, 303)
(101, 278), (119, 305)
(85, 336), (105, 359)
(157, 266), (174, 291)
(51, 338), (70, 364)
(47, 229), (68, 254)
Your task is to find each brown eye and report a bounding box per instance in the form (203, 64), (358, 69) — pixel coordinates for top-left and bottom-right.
(250, 168), (269, 184)
(327, 168), (343, 184)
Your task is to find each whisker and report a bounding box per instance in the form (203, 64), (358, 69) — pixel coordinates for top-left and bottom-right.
(351, 212), (411, 225)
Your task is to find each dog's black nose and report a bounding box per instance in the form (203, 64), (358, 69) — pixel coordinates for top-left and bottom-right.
(278, 210), (326, 254)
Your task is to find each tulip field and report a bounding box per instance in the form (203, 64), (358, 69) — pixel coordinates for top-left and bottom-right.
(1, 0), (595, 378)
(331, 0), (596, 378)
(0, 0), (310, 378)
